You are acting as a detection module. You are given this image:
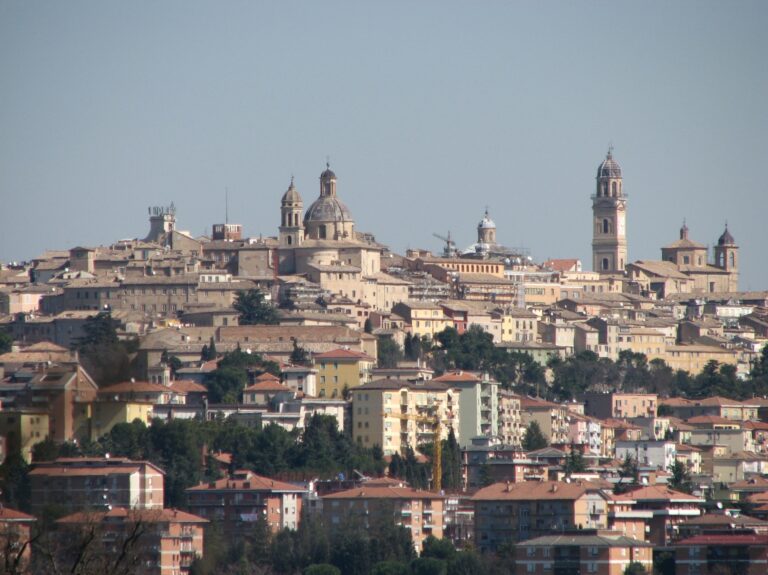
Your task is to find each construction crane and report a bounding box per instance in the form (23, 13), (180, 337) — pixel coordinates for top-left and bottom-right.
(432, 231), (457, 259)
(383, 409), (443, 492)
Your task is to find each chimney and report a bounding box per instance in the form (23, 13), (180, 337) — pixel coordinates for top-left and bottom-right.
(551, 484), (558, 493)
(505, 480), (511, 493)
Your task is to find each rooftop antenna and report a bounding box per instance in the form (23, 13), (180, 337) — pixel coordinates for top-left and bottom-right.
(225, 187), (229, 224)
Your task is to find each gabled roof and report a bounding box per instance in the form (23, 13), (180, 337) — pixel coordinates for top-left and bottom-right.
(98, 380), (177, 395)
(615, 485), (703, 504)
(322, 485), (444, 500)
(472, 480), (606, 501)
(58, 507), (206, 524)
(432, 371), (481, 383)
(187, 471), (304, 493)
(520, 533), (652, 547)
(314, 348), (375, 361)
(243, 379), (290, 393)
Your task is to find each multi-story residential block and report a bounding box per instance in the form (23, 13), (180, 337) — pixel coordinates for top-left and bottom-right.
(281, 365), (318, 396)
(432, 371), (498, 447)
(392, 301), (452, 340)
(520, 397), (569, 446)
(675, 534), (768, 575)
(56, 507), (206, 575)
(498, 389), (524, 447)
(0, 408), (50, 463)
(567, 413), (602, 456)
(473, 481), (613, 551)
(0, 362), (97, 444)
(500, 308), (539, 343)
(615, 440), (676, 471)
(186, 470), (304, 534)
(314, 348), (375, 399)
(350, 379), (460, 455)
(514, 531), (653, 575)
(614, 485), (703, 545)
(29, 457), (165, 515)
(321, 479), (445, 553)
(660, 396), (759, 422)
(583, 392), (658, 420)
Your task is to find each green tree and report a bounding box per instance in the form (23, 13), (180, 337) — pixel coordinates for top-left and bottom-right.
(372, 560), (410, 575)
(234, 288), (279, 325)
(305, 565), (341, 575)
(75, 312), (134, 386)
(448, 550), (484, 575)
(668, 459), (694, 494)
(411, 557), (448, 575)
(615, 452), (639, 494)
(421, 536), (456, 562)
(364, 318), (373, 334)
(290, 338), (311, 366)
(522, 420), (548, 451)
(564, 446), (586, 475)
(0, 330), (12, 354)
(624, 561), (649, 575)
(378, 338), (404, 369)
(441, 429), (462, 491)
(0, 454), (30, 512)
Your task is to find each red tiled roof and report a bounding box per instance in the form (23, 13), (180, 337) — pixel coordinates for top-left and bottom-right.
(323, 485), (444, 500)
(677, 534), (768, 546)
(432, 371), (481, 383)
(0, 507), (35, 521)
(186, 472), (303, 493)
(615, 485), (703, 503)
(314, 348), (374, 361)
(687, 415), (739, 425)
(243, 380), (290, 393)
(170, 379), (207, 393)
(472, 481), (604, 501)
(98, 381), (176, 394)
(58, 507), (206, 524)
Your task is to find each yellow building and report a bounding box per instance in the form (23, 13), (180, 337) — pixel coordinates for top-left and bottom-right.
(500, 308), (539, 343)
(663, 344), (738, 374)
(0, 409), (50, 463)
(315, 348), (375, 399)
(91, 401), (154, 441)
(392, 301), (453, 339)
(350, 379), (460, 455)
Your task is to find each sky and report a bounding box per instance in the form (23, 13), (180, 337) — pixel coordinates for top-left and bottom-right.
(1, 1), (766, 288)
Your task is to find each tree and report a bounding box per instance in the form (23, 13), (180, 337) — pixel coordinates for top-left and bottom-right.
(0, 330), (12, 354)
(75, 312), (133, 386)
(522, 421), (548, 451)
(615, 453), (639, 494)
(564, 446), (586, 475)
(305, 565), (341, 575)
(290, 338), (311, 366)
(411, 557), (448, 575)
(668, 459), (694, 494)
(364, 318), (373, 334)
(624, 562), (649, 575)
(377, 338), (403, 369)
(234, 289), (279, 325)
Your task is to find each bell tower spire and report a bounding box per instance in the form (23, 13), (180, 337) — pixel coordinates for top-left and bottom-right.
(592, 148), (627, 273)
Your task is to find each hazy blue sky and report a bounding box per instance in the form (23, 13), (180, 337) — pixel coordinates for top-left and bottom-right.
(1, 1), (766, 288)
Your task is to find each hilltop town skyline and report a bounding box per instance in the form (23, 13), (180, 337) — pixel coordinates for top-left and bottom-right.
(1, 1), (766, 287)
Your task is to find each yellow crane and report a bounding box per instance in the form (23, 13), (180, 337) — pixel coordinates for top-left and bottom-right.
(383, 410), (443, 492)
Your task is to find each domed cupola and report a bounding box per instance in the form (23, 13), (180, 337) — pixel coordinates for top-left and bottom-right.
(303, 163), (356, 241)
(281, 176), (302, 205)
(718, 224), (735, 246)
(477, 208), (497, 245)
(597, 149), (622, 179)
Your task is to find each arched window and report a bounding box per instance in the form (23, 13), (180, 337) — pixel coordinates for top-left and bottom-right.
(287, 236), (292, 245)
(611, 182), (617, 197)
(319, 225), (327, 239)
(603, 219), (610, 234)
(602, 183), (608, 197)
(729, 252), (735, 267)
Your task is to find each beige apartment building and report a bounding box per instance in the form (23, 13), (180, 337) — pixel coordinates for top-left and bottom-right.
(520, 397), (569, 446)
(322, 479), (445, 554)
(315, 348), (375, 399)
(514, 531), (653, 575)
(392, 301), (453, 339)
(29, 457), (165, 515)
(583, 392), (658, 420)
(350, 379), (460, 455)
(473, 481), (612, 551)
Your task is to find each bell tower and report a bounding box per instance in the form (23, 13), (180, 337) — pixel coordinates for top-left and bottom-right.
(592, 148), (627, 273)
(714, 224), (739, 291)
(279, 177), (304, 248)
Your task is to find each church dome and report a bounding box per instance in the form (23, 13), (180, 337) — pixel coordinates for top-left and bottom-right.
(478, 210), (496, 229)
(281, 177), (302, 204)
(304, 196), (353, 224)
(718, 226), (735, 246)
(597, 150), (622, 179)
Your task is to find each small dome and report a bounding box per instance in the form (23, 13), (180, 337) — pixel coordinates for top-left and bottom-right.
(281, 177), (302, 204)
(718, 226), (735, 246)
(478, 210), (496, 229)
(304, 196), (353, 224)
(597, 149), (622, 178)
(320, 162), (336, 180)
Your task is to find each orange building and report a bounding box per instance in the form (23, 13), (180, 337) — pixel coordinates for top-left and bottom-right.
(321, 479), (445, 554)
(56, 507), (206, 575)
(186, 470), (304, 534)
(514, 530), (652, 575)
